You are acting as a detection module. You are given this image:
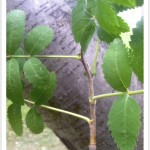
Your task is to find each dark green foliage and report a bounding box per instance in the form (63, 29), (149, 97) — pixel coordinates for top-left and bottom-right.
(80, 21), (96, 52)
(129, 17), (143, 82)
(102, 39), (132, 92)
(110, 0), (136, 7)
(113, 0), (144, 13)
(72, 0), (130, 51)
(6, 4), (144, 149)
(72, 0), (96, 53)
(7, 104), (23, 136)
(24, 26), (54, 55)
(23, 57), (50, 88)
(15, 48), (26, 72)
(26, 108), (44, 134)
(108, 94), (141, 150)
(136, 0), (143, 6)
(30, 72), (57, 105)
(24, 58), (57, 105)
(95, 0), (129, 36)
(7, 10), (25, 55)
(6, 9), (58, 137)
(97, 27), (120, 43)
(87, 0), (96, 14)
(7, 58), (24, 105)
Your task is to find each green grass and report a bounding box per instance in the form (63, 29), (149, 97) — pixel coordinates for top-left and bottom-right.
(7, 100), (67, 150)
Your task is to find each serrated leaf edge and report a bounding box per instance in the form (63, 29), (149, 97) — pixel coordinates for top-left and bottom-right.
(108, 95), (141, 149)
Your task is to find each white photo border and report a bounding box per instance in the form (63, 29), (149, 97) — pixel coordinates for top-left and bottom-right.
(1, 0), (6, 150)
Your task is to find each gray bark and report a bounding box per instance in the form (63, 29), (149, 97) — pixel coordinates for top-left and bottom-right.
(7, 0), (143, 149)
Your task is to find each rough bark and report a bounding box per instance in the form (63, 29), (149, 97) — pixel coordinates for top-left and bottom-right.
(7, 0), (143, 149)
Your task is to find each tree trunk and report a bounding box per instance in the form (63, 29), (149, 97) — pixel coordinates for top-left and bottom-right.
(7, 0), (143, 149)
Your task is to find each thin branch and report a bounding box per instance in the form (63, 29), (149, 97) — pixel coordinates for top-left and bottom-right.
(81, 52), (94, 103)
(80, 51), (96, 150)
(91, 38), (100, 76)
(24, 99), (91, 124)
(6, 55), (81, 60)
(93, 90), (144, 101)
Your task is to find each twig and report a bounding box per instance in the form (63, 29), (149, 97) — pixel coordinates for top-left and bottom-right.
(81, 51), (96, 150)
(81, 52), (94, 103)
(6, 55), (81, 60)
(24, 99), (91, 124)
(93, 90), (144, 102)
(91, 38), (100, 76)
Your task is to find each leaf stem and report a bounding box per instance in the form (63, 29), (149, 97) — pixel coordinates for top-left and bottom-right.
(24, 99), (91, 124)
(6, 55), (81, 60)
(93, 90), (144, 101)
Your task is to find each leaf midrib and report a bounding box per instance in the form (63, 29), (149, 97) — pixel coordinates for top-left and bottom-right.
(123, 96), (128, 147)
(8, 59), (17, 100)
(29, 31), (50, 55)
(8, 25), (16, 54)
(114, 49), (127, 90)
(29, 59), (44, 81)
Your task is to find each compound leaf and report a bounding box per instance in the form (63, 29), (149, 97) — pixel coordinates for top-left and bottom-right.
(129, 17), (143, 82)
(15, 48), (26, 72)
(72, 0), (96, 53)
(24, 26), (54, 55)
(102, 39), (132, 92)
(26, 108), (44, 134)
(30, 72), (57, 105)
(108, 95), (141, 150)
(7, 58), (24, 105)
(7, 104), (23, 136)
(7, 10), (25, 55)
(23, 57), (50, 88)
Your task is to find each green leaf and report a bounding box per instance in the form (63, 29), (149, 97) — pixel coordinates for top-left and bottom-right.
(7, 104), (23, 136)
(30, 72), (57, 105)
(87, 0), (96, 14)
(24, 26), (54, 55)
(7, 10), (25, 55)
(108, 95), (141, 150)
(110, 0), (136, 7)
(7, 58), (24, 105)
(72, 0), (96, 53)
(136, 0), (143, 6)
(129, 17), (143, 82)
(23, 57), (50, 87)
(80, 21), (96, 53)
(117, 16), (130, 33)
(15, 48), (26, 72)
(25, 108), (44, 134)
(97, 18), (129, 43)
(102, 39), (132, 92)
(113, 0), (143, 13)
(97, 26), (120, 43)
(95, 0), (129, 36)
(95, 0), (119, 35)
